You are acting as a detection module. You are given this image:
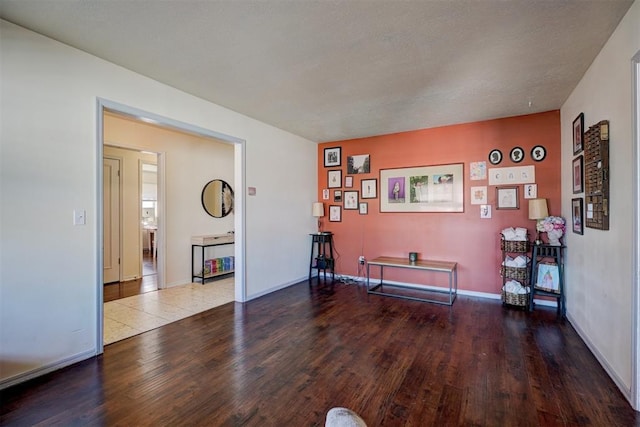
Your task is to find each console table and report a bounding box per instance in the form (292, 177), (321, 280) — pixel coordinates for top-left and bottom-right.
(366, 256), (457, 305)
(191, 234), (234, 284)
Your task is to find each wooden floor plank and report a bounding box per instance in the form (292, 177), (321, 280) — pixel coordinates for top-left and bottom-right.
(1, 280), (638, 426)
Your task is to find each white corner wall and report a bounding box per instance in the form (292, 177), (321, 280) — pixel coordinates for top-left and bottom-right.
(0, 20), (317, 387)
(561, 1), (639, 402)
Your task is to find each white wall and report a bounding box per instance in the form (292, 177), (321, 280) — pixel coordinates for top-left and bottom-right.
(0, 20), (317, 387)
(561, 1), (639, 401)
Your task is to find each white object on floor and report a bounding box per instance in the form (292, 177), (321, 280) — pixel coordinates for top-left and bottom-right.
(325, 407), (367, 427)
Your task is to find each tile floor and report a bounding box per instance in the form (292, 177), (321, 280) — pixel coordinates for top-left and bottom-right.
(103, 278), (235, 345)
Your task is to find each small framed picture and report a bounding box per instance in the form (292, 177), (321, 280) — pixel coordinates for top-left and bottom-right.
(572, 197), (584, 235)
(329, 205), (341, 222)
(345, 176), (353, 188)
(324, 147), (341, 167)
(510, 147), (524, 163)
(524, 184), (537, 199)
(573, 113), (584, 155)
(344, 190), (359, 210)
(361, 178), (377, 199)
(322, 189), (330, 200)
(359, 202), (368, 215)
(333, 190), (342, 202)
(480, 204), (492, 219)
(347, 154), (370, 174)
(531, 145), (546, 162)
(572, 155), (583, 194)
(328, 169), (342, 188)
(496, 186), (519, 210)
(534, 263), (560, 293)
(488, 149), (502, 165)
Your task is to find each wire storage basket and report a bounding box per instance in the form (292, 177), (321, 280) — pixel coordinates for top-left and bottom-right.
(501, 289), (529, 307)
(500, 238), (530, 253)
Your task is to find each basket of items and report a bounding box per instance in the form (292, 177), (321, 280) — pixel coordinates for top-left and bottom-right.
(501, 280), (530, 307)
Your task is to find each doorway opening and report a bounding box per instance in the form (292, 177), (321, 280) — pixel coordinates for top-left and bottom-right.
(97, 98), (246, 352)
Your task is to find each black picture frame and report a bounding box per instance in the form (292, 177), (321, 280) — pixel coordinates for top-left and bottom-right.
(510, 147), (524, 163)
(361, 178), (377, 199)
(531, 145), (546, 162)
(572, 155), (583, 194)
(573, 113), (584, 155)
(343, 190), (359, 210)
(488, 149), (502, 165)
(333, 190), (342, 202)
(324, 147), (341, 167)
(572, 198), (584, 235)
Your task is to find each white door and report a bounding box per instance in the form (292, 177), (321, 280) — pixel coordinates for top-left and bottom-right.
(103, 157), (121, 284)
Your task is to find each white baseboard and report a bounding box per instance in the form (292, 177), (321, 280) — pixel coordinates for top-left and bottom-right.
(567, 312), (633, 406)
(246, 275), (308, 301)
(0, 349), (96, 391)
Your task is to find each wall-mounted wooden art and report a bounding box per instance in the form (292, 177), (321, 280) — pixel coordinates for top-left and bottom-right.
(584, 120), (609, 230)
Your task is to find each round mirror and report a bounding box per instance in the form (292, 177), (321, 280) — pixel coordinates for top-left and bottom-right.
(202, 179), (234, 218)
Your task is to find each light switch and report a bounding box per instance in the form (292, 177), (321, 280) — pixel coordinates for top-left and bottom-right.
(73, 209), (86, 225)
(248, 187), (256, 196)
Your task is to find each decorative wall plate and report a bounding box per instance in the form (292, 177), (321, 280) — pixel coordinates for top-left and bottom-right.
(531, 145), (546, 162)
(488, 149), (502, 165)
(510, 147), (524, 163)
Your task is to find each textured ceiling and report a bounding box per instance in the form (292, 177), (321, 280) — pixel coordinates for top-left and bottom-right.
(0, 0), (633, 142)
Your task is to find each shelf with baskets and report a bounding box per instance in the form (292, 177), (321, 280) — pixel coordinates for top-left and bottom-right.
(500, 233), (531, 308)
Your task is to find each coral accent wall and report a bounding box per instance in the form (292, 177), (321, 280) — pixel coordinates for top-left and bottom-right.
(317, 111), (560, 294)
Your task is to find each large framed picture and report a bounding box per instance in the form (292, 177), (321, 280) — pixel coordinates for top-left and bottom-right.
(496, 186), (519, 210)
(327, 169), (342, 188)
(573, 113), (584, 155)
(572, 197), (584, 235)
(379, 163), (464, 212)
(324, 147), (341, 167)
(534, 263), (560, 294)
(572, 155), (583, 194)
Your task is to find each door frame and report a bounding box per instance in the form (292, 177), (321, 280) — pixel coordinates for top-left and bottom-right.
(96, 98), (247, 354)
(632, 50), (640, 411)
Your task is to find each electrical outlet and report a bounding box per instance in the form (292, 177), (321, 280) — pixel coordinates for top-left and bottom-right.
(358, 255), (365, 265)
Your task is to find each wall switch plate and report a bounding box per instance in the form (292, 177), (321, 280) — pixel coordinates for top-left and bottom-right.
(73, 209), (86, 225)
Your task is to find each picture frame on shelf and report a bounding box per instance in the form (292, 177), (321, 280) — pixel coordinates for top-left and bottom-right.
(329, 205), (341, 222)
(359, 202), (368, 215)
(327, 169), (342, 188)
(572, 197), (583, 235)
(324, 147), (341, 167)
(496, 186), (519, 210)
(344, 190), (358, 210)
(534, 262), (560, 294)
(573, 113), (584, 154)
(361, 178), (377, 199)
(572, 155), (583, 194)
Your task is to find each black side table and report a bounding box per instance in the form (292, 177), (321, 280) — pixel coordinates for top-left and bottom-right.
(529, 244), (565, 317)
(309, 232), (335, 282)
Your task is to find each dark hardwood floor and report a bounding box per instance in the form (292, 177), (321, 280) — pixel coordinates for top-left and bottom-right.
(2, 280), (638, 426)
(104, 252), (157, 302)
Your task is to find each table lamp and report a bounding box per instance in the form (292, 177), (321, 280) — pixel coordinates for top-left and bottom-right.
(528, 198), (549, 245)
(312, 202), (325, 234)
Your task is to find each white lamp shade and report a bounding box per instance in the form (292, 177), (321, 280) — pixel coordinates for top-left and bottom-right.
(528, 198), (548, 220)
(312, 202), (325, 218)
